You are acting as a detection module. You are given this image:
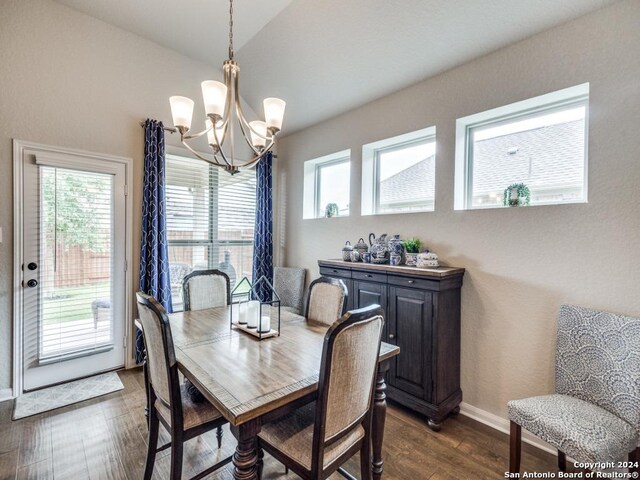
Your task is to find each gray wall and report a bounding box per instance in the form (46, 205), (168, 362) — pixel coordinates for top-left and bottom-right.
(0, 0), (257, 392)
(278, 0), (640, 417)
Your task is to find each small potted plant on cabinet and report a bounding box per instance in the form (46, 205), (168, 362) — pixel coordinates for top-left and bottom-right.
(403, 238), (421, 266)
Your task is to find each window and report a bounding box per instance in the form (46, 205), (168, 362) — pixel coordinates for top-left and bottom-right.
(165, 154), (256, 310)
(362, 127), (436, 215)
(455, 83), (589, 210)
(303, 150), (351, 219)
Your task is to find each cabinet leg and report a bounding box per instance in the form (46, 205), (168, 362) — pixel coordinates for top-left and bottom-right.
(427, 419), (442, 432)
(449, 406), (460, 416)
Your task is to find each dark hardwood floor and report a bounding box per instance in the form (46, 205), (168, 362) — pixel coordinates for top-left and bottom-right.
(0, 369), (559, 480)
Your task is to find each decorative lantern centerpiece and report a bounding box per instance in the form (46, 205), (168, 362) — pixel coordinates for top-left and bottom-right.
(230, 276), (280, 339)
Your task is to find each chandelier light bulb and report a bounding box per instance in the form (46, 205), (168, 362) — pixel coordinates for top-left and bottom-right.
(263, 98), (286, 132)
(169, 96), (195, 131)
(205, 118), (225, 146)
(249, 121), (267, 149)
(201, 80), (227, 119)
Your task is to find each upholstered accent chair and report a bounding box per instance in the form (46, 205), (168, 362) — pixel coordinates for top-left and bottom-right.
(257, 304), (385, 480)
(304, 276), (348, 327)
(182, 269), (231, 311)
(136, 293), (231, 480)
(508, 305), (640, 475)
(274, 266), (306, 315)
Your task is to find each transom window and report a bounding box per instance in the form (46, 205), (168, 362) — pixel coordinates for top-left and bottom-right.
(303, 150), (351, 219)
(362, 127), (436, 215)
(455, 83), (589, 210)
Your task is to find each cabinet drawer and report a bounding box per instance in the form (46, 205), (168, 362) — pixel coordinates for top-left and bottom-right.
(352, 270), (387, 283)
(388, 275), (437, 290)
(319, 266), (352, 279)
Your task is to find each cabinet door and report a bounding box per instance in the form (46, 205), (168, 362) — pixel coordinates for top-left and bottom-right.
(353, 281), (387, 311)
(388, 287), (432, 401)
(353, 280), (388, 339)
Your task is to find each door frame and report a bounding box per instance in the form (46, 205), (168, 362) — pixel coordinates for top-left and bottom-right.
(12, 139), (134, 397)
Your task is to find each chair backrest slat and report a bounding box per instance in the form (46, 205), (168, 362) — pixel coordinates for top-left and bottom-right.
(312, 304), (384, 471)
(556, 304), (640, 431)
(182, 269), (231, 311)
(305, 276), (348, 326)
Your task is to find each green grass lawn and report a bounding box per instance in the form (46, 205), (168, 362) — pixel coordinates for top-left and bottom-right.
(42, 282), (110, 324)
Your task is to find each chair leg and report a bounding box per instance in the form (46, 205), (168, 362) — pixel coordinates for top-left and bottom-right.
(509, 421), (522, 474)
(285, 465), (289, 475)
(216, 425), (223, 449)
(630, 447), (639, 475)
(360, 440), (372, 480)
(143, 411), (159, 480)
(558, 450), (566, 472)
(169, 432), (184, 480)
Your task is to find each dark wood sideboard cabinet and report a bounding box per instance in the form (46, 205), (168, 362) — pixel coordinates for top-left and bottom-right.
(318, 259), (465, 430)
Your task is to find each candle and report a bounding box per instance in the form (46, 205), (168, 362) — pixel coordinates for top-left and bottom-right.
(238, 302), (248, 324)
(258, 315), (271, 334)
(246, 300), (260, 328)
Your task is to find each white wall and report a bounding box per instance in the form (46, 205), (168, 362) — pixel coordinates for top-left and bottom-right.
(0, 0), (259, 392)
(278, 0), (640, 417)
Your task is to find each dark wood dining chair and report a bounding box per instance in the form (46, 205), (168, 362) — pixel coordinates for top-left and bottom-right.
(182, 269), (231, 311)
(304, 276), (348, 326)
(136, 292), (232, 480)
(257, 304), (385, 480)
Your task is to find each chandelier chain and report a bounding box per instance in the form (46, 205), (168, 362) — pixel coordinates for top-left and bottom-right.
(228, 0), (234, 60)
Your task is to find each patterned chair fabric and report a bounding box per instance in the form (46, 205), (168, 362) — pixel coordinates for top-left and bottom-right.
(274, 267), (306, 315)
(508, 304), (640, 464)
(182, 270), (230, 311)
(306, 280), (347, 327)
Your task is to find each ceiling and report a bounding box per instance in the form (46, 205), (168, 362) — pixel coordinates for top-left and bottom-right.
(54, 0), (618, 136)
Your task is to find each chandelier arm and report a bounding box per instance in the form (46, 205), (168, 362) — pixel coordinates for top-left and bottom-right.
(181, 125), (212, 141)
(212, 125), (233, 168)
(180, 139), (225, 167)
(233, 72), (272, 142)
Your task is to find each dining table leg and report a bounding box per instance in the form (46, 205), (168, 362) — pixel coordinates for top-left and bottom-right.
(230, 419), (261, 480)
(372, 361), (390, 480)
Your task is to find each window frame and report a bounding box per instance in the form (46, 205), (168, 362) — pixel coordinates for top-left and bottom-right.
(361, 126), (436, 216)
(314, 156), (351, 218)
(302, 149), (351, 219)
(372, 135), (436, 214)
(454, 83), (590, 210)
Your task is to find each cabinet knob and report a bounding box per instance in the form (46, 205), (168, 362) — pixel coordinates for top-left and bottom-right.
(408, 280), (415, 284)
(366, 274), (372, 278)
(389, 333), (395, 339)
(332, 269), (337, 273)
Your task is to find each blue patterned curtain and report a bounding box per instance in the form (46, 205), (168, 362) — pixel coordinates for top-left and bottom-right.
(136, 119), (173, 362)
(252, 151), (274, 301)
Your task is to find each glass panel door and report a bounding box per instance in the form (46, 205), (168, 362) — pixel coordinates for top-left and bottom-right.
(22, 154), (126, 391)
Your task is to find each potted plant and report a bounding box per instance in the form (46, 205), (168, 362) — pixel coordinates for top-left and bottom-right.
(402, 238), (421, 266)
(325, 203), (339, 218)
(503, 183), (531, 207)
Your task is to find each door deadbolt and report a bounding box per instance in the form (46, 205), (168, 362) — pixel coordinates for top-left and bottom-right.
(27, 262), (38, 271)
(26, 279), (38, 288)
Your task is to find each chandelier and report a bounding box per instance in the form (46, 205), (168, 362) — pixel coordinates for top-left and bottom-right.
(169, 0), (285, 174)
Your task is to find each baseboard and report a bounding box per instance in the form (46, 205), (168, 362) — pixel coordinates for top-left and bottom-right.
(459, 402), (557, 456)
(0, 388), (14, 402)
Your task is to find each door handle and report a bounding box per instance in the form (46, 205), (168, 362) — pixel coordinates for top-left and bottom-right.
(25, 279), (38, 288)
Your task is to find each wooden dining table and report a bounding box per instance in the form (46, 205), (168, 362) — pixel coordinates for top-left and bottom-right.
(162, 306), (400, 480)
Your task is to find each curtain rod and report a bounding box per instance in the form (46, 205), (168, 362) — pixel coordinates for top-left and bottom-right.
(139, 121), (278, 158)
